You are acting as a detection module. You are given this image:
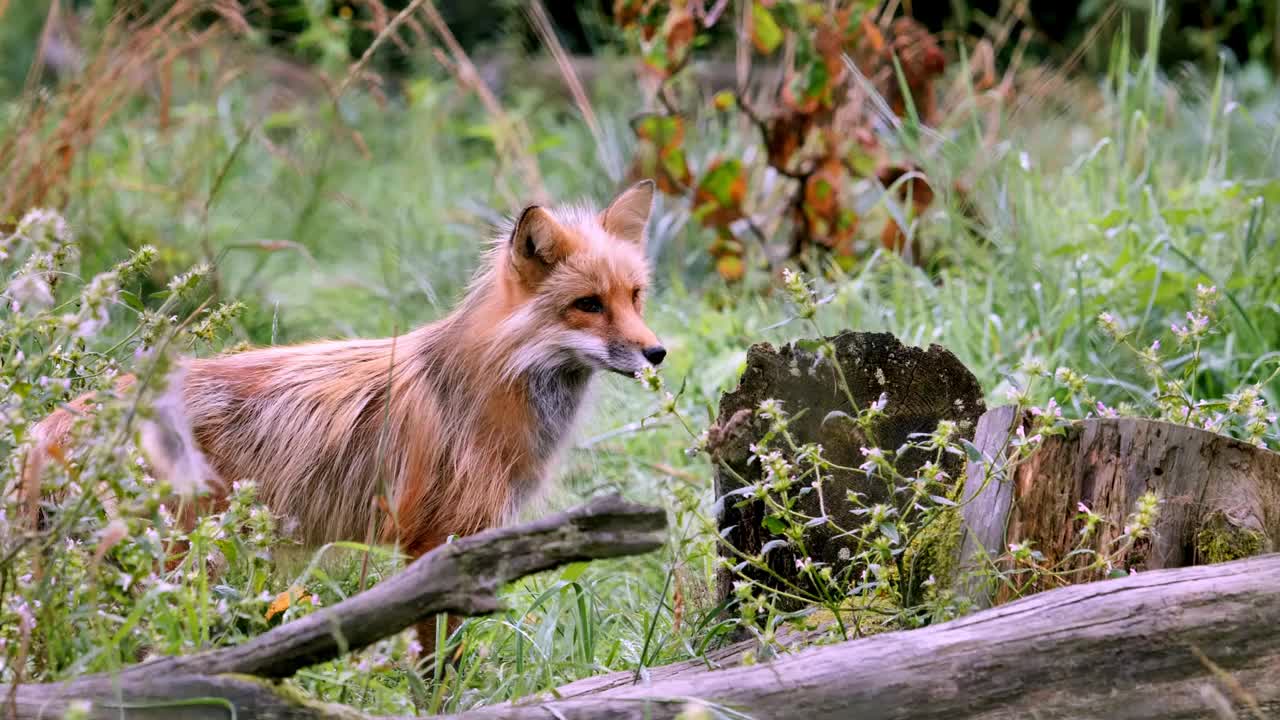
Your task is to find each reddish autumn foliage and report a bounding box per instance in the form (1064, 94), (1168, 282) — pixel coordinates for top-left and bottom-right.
(630, 114), (693, 194)
(615, 2), (952, 280)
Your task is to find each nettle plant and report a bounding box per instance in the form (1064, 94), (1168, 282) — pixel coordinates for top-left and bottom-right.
(614, 0), (950, 280)
(0, 209), (298, 682)
(1094, 284), (1279, 446)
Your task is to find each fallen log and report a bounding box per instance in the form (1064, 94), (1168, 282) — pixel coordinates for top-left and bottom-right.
(9, 516), (1279, 719)
(459, 553), (1280, 720)
(3, 494), (666, 719)
(958, 408), (1280, 607)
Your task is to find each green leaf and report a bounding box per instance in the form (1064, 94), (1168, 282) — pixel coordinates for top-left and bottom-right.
(961, 439), (985, 463)
(751, 2), (783, 54)
(698, 159), (743, 206)
(763, 514), (788, 535)
(879, 522), (900, 545)
(661, 147), (688, 181)
(792, 54), (830, 104)
(1093, 208), (1127, 229)
(559, 562), (589, 582)
(528, 134), (564, 154)
(793, 338), (825, 354)
(1258, 178), (1280, 205)
(120, 289), (145, 312)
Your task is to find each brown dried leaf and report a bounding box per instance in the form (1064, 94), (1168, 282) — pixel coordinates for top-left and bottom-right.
(764, 110), (814, 173)
(615, 0), (663, 40)
(877, 163), (934, 261)
(886, 17), (946, 122)
(859, 12), (884, 54)
(663, 6), (696, 75)
(802, 157), (857, 255)
(877, 163), (935, 212)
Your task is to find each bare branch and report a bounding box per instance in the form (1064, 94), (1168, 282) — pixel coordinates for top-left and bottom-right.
(2, 493), (666, 720)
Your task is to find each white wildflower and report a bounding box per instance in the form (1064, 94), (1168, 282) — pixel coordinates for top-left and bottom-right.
(6, 273), (54, 310)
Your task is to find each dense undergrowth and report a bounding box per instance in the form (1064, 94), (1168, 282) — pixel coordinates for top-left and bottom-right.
(3, 2), (1280, 716)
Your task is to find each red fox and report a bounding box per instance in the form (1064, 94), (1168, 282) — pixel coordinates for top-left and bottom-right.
(21, 180), (664, 647)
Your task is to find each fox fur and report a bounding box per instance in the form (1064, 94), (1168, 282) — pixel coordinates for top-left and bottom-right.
(20, 180), (664, 592)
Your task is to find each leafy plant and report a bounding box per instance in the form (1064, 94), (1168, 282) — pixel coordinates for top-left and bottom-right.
(614, 1), (951, 279)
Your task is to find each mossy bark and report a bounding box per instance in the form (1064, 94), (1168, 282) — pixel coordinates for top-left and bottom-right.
(1195, 511), (1265, 563)
(904, 505), (964, 603)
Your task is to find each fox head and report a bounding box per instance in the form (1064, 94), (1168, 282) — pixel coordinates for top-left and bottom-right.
(497, 180), (665, 378)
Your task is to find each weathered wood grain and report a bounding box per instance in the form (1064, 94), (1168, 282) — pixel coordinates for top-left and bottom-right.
(455, 554), (1280, 720)
(10, 546), (1278, 720)
(959, 410), (1280, 606)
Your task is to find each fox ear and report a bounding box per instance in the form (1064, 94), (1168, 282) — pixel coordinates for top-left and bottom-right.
(510, 206), (574, 285)
(601, 180), (655, 248)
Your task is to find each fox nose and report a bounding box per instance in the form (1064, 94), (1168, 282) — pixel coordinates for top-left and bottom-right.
(642, 345), (667, 366)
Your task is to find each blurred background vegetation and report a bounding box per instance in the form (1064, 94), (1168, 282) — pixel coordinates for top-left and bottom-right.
(6, 0), (1280, 98)
(4, 0), (1280, 715)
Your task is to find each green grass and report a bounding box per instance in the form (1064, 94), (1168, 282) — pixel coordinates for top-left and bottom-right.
(5, 8), (1280, 716)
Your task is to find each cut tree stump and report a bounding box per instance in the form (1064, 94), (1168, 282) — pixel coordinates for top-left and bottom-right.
(958, 408), (1280, 607)
(706, 331), (985, 607)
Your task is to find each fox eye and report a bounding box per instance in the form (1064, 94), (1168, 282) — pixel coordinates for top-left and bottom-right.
(572, 296), (604, 313)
